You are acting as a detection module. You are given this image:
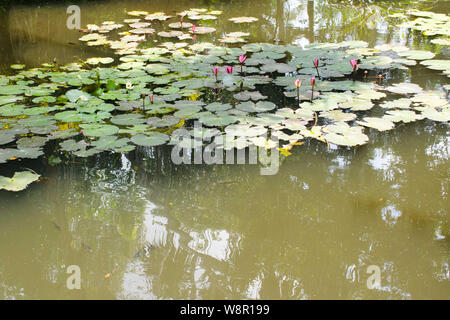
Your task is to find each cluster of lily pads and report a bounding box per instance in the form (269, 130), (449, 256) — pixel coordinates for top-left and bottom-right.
(0, 8), (449, 190)
(391, 10), (450, 47)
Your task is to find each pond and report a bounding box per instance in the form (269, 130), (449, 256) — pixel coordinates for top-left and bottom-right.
(0, 0), (449, 299)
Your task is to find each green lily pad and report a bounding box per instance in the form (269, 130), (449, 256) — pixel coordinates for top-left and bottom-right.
(10, 64), (25, 70)
(356, 117), (396, 131)
(60, 139), (89, 152)
(380, 98), (412, 109)
(205, 102), (232, 112)
(320, 110), (357, 122)
(420, 108), (450, 122)
(236, 101), (276, 113)
(0, 133), (15, 145)
(385, 83), (423, 95)
(323, 123), (369, 146)
(233, 91), (268, 101)
(224, 124), (267, 137)
(110, 114), (145, 125)
(198, 113), (237, 127)
(398, 50), (435, 60)
(54, 110), (83, 122)
(383, 110), (423, 123)
(130, 133), (169, 146)
(147, 115), (180, 127)
(91, 136), (132, 151)
(420, 59), (450, 71)
(228, 17), (259, 24)
(16, 136), (48, 149)
(80, 124), (119, 137)
(0, 171), (40, 192)
(66, 89), (91, 103)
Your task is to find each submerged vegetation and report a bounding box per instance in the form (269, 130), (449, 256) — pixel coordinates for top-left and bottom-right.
(0, 7), (449, 191)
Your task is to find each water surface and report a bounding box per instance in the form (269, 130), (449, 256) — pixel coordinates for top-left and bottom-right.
(0, 0), (448, 299)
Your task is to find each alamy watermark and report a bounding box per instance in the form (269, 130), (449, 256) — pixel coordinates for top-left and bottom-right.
(366, 265), (381, 290)
(66, 5), (81, 30)
(66, 265), (81, 290)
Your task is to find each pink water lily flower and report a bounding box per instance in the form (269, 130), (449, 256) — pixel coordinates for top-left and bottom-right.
(213, 66), (219, 76)
(295, 79), (302, 88)
(311, 77), (315, 88)
(148, 94), (154, 104)
(192, 25), (196, 33)
(350, 59), (358, 70)
(225, 66), (233, 74)
(313, 58), (319, 68)
(239, 55), (247, 64)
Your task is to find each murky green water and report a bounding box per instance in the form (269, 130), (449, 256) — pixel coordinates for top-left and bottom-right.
(0, 0), (449, 299)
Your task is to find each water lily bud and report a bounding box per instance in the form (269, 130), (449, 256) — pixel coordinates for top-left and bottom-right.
(239, 55), (247, 64)
(192, 25), (196, 33)
(213, 66), (219, 76)
(225, 66), (233, 74)
(350, 59), (358, 70)
(313, 58), (319, 68)
(311, 77), (315, 88)
(148, 94), (154, 104)
(295, 79), (302, 88)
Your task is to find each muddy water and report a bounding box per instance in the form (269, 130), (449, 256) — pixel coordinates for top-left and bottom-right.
(0, 0), (449, 299)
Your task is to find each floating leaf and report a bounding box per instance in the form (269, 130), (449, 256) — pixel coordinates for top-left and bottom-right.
(130, 133), (169, 146)
(398, 50), (435, 60)
(380, 98), (412, 109)
(356, 117), (395, 131)
(80, 124), (119, 137)
(320, 110), (357, 122)
(383, 110), (423, 123)
(233, 91), (267, 101)
(236, 101), (276, 113)
(66, 89), (91, 103)
(385, 82), (423, 95)
(198, 113), (237, 127)
(224, 124), (267, 137)
(110, 114), (145, 125)
(85, 57), (114, 65)
(323, 123), (368, 146)
(228, 17), (259, 23)
(0, 171), (41, 192)
(10, 64), (25, 70)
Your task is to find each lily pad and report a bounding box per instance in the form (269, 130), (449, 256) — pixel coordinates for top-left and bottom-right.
(385, 83), (423, 95)
(80, 124), (119, 137)
(356, 117), (396, 131)
(228, 17), (259, 23)
(398, 50), (435, 60)
(0, 171), (41, 192)
(130, 133), (169, 146)
(236, 101), (276, 113)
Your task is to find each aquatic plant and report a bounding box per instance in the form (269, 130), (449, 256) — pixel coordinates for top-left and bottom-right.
(295, 79), (302, 103)
(314, 58), (320, 78)
(0, 7), (448, 191)
(239, 54), (247, 74)
(350, 59), (358, 81)
(310, 77), (316, 101)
